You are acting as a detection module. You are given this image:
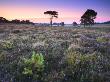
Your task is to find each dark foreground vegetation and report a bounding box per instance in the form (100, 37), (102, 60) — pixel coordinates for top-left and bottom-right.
(0, 24), (110, 82)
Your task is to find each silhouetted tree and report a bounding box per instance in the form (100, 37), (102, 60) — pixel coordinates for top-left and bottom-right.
(61, 22), (64, 26)
(80, 9), (97, 27)
(23, 20), (34, 24)
(21, 20), (30, 24)
(20, 20), (26, 24)
(25, 20), (30, 24)
(44, 11), (58, 27)
(0, 17), (9, 23)
(73, 22), (77, 26)
(11, 19), (34, 24)
(0, 17), (34, 24)
(11, 19), (21, 24)
(103, 21), (110, 24)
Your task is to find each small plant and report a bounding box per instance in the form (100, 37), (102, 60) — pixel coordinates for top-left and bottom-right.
(14, 51), (45, 82)
(22, 51), (44, 75)
(66, 50), (96, 66)
(0, 51), (6, 62)
(1, 41), (14, 49)
(96, 37), (109, 43)
(65, 49), (98, 82)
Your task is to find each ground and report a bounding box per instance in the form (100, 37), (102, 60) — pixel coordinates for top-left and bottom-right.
(0, 24), (110, 82)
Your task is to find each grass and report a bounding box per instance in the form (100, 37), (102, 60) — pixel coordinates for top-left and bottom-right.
(0, 24), (110, 82)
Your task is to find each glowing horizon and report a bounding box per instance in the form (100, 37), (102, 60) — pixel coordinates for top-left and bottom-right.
(0, 0), (110, 24)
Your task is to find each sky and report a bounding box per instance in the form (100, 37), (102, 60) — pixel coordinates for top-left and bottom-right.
(0, 0), (110, 24)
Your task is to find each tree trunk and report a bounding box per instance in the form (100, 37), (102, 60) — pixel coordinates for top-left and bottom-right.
(84, 24), (85, 28)
(50, 18), (52, 27)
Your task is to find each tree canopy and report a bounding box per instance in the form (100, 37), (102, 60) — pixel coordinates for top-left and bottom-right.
(44, 11), (58, 27)
(80, 9), (97, 27)
(0, 17), (34, 24)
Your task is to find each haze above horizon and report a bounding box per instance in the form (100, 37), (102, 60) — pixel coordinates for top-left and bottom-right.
(0, 0), (110, 23)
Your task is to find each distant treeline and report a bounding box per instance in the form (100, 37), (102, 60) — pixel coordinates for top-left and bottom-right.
(0, 17), (34, 25)
(102, 21), (110, 24)
(95, 21), (110, 24)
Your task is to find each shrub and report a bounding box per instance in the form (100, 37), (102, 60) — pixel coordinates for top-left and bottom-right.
(0, 51), (6, 63)
(1, 41), (14, 50)
(96, 37), (109, 43)
(14, 51), (45, 82)
(64, 49), (104, 82)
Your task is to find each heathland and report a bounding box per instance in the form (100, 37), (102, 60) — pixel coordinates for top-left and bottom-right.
(0, 24), (110, 82)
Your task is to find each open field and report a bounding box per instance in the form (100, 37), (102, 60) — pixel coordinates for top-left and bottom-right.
(0, 24), (110, 82)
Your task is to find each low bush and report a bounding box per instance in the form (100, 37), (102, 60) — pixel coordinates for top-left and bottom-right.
(63, 49), (109, 82)
(0, 41), (14, 50)
(14, 51), (45, 82)
(96, 37), (109, 43)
